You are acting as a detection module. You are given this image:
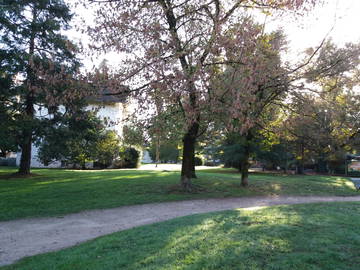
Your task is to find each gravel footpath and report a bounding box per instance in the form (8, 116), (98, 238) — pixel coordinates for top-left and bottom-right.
(1, 195), (360, 266)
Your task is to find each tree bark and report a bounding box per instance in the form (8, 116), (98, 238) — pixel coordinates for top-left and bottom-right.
(241, 161), (250, 187)
(296, 142), (305, 175)
(191, 152), (197, 178)
(18, 98), (34, 175)
(181, 121), (199, 191)
(155, 134), (160, 168)
(240, 133), (253, 187)
(241, 145), (250, 187)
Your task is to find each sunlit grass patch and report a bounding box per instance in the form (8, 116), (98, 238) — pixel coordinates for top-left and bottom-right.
(3, 202), (360, 270)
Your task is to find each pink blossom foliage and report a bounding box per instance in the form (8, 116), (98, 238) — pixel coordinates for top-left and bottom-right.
(86, 0), (318, 133)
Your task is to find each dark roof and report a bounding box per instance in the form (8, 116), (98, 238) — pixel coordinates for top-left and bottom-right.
(88, 86), (130, 104)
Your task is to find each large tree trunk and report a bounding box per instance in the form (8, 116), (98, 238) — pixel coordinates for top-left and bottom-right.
(19, 146), (32, 174)
(181, 122), (199, 191)
(18, 99), (34, 175)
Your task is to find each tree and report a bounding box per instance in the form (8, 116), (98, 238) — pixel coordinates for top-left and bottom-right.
(0, 95), (18, 156)
(38, 110), (105, 169)
(113, 147), (141, 168)
(257, 142), (295, 172)
(87, 0), (318, 190)
(279, 41), (360, 174)
(281, 91), (360, 174)
(0, 19), (20, 157)
(0, 0), (84, 174)
(214, 26), (289, 186)
(93, 130), (121, 168)
(149, 142), (180, 163)
(122, 124), (146, 148)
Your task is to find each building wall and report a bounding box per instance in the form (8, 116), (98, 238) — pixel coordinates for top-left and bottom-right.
(89, 103), (125, 137)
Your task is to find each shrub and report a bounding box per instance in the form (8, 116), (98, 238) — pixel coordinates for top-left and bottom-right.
(194, 156), (203, 166)
(0, 157), (16, 166)
(92, 131), (121, 168)
(114, 147), (140, 168)
(204, 161), (218, 166)
(38, 111), (105, 169)
(149, 143), (179, 163)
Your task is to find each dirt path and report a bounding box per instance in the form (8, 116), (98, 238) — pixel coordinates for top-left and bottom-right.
(1, 195), (360, 266)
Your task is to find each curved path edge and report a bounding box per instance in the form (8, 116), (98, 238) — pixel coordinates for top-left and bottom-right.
(1, 195), (360, 266)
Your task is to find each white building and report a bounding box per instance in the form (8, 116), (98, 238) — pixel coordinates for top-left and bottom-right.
(16, 90), (130, 168)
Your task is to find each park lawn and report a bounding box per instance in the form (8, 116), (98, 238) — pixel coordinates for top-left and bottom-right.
(0, 166), (357, 221)
(2, 202), (360, 270)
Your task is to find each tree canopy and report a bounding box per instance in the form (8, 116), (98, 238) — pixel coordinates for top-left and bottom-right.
(0, 0), (88, 174)
(87, 0), (318, 190)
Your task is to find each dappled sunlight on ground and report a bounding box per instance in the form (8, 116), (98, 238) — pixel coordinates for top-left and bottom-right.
(269, 183), (283, 191)
(240, 206), (266, 212)
(112, 203), (360, 269)
(139, 164), (222, 171)
(334, 178), (355, 188)
(33, 179), (79, 185)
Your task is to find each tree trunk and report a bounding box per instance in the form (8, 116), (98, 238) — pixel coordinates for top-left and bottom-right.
(181, 122), (199, 191)
(18, 84), (35, 175)
(241, 161), (249, 187)
(191, 152), (197, 178)
(155, 134), (160, 168)
(18, 7), (37, 175)
(296, 142), (305, 175)
(240, 133), (253, 187)
(241, 147), (250, 187)
(18, 101), (35, 175)
(18, 117), (33, 175)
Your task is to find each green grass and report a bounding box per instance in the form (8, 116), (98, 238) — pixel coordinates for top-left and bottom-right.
(3, 202), (360, 270)
(0, 166), (357, 221)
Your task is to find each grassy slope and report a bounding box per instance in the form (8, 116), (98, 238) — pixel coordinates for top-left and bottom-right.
(0, 166), (357, 221)
(3, 202), (360, 270)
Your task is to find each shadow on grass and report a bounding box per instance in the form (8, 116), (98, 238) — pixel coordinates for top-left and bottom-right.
(0, 172), (44, 180)
(4, 203), (360, 270)
(67, 203), (360, 270)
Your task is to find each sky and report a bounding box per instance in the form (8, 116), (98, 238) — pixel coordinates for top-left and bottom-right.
(69, 0), (360, 69)
(272, 0), (360, 62)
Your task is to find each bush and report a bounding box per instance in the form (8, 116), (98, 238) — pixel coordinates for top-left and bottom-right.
(38, 111), (106, 169)
(149, 143), (179, 163)
(114, 147), (140, 168)
(92, 131), (121, 168)
(194, 156), (203, 166)
(0, 157), (16, 166)
(204, 161), (218, 166)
